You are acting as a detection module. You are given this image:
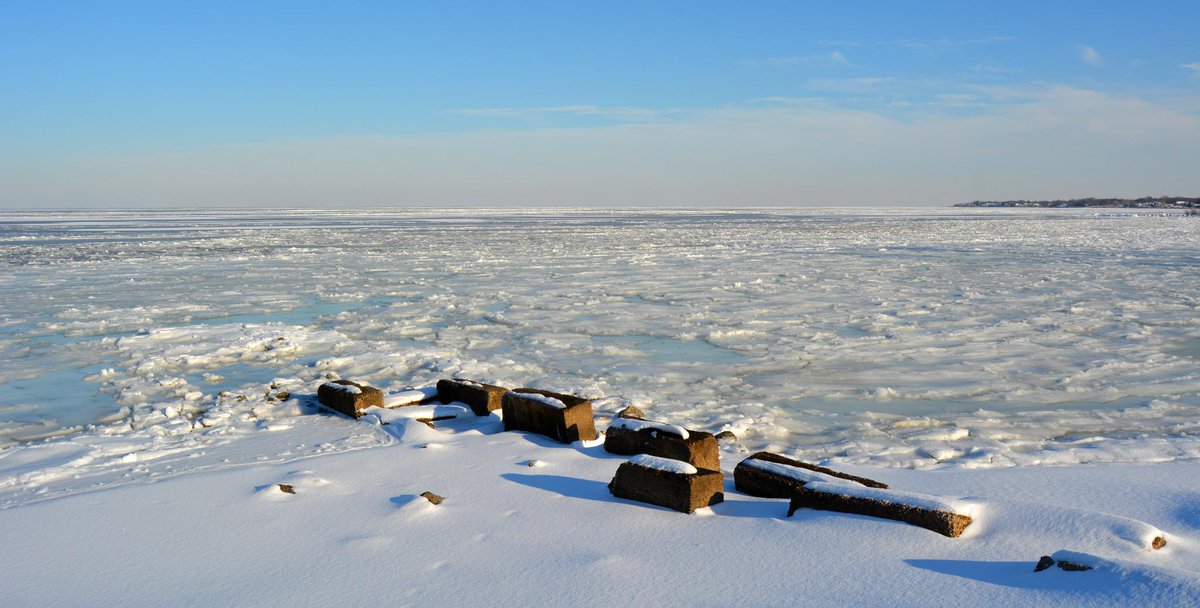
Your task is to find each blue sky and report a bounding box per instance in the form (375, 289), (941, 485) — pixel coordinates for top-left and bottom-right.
(2, 1), (1198, 207)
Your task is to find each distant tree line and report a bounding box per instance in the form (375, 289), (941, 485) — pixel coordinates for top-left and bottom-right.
(955, 197), (1200, 209)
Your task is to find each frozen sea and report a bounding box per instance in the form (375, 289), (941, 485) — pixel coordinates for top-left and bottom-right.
(1, 207), (1197, 502)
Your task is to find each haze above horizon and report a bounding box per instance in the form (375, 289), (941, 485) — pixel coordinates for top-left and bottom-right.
(2, 1), (1198, 209)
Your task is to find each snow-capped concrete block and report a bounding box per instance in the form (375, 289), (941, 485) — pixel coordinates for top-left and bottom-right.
(787, 481), (974, 538)
(436, 378), (508, 416)
(603, 418), (720, 470)
(734, 451), (889, 498)
(501, 388), (598, 444)
(608, 454), (724, 514)
(317, 380), (384, 418)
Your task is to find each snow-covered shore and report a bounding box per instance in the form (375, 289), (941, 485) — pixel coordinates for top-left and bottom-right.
(2, 208), (1197, 605)
(2, 402), (1198, 607)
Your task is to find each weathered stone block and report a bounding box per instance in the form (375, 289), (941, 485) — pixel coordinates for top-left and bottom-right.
(436, 378), (508, 416)
(603, 419), (720, 470)
(317, 380), (384, 418)
(734, 451), (888, 498)
(787, 482), (973, 538)
(608, 454), (724, 514)
(501, 388), (598, 443)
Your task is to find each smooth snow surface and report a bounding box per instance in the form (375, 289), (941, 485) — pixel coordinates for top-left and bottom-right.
(1, 409), (1197, 607)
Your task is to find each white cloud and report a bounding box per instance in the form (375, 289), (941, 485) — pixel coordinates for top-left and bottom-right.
(4, 87), (1198, 208)
(764, 51), (859, 68)
(805, 77), (896, 93)
(1184, 62), (1200, 75)
(447, 105), (665, 120)
(1080, 45), (1102, 66)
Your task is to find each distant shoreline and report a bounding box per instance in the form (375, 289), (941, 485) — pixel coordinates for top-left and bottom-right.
(955, 197), (1199, 209)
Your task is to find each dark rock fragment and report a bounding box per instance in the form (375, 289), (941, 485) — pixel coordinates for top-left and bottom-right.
(617, 406), (645, 420)
(420, 491), (444, 505)
(1056, 560), (1093, 572)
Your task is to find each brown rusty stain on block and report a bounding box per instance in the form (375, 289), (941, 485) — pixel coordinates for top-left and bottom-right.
(436, 378), (508, 416)
(608, 460), (724, 514)
(603, 422), (720, 470)
(501, 388), (598, 444)
(734, 451), (888, 498)
(317, 380), (384, 419)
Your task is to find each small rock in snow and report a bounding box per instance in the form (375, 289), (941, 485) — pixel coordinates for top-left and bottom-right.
(617, 406), (645, 420)
(1056, 560), (1093, 572)
(278, 484), (296, 495)
(1034, 556), (1055, 572)
(420, 491), (444, 505)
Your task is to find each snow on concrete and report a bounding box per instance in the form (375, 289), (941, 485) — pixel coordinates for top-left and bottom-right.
(802, 480), (979, 517)
(511, 391), (568, 409)
(610, 417), (690, 439)
(321, 381), (361, 395)
(741, 457), (856, 486)
(628, 453), (700, 475)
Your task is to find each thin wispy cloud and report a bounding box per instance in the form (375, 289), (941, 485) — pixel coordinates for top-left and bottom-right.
(971, 64), (1021, 74)
(447, 105), (668, 119)
(1080, 45), (1102, 66)
(1184, 62), (1200, 75)
(763, 51), (860, 68)
(11, 86), (1195, 208)
(819, 35), (1013, 49)
(805, 77), (897, 93)
(896, 35), (1014, 49)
